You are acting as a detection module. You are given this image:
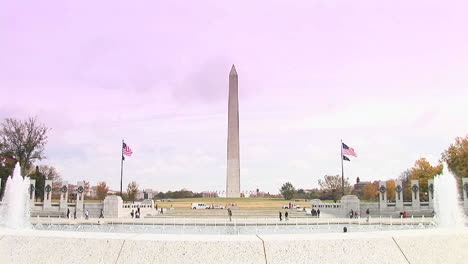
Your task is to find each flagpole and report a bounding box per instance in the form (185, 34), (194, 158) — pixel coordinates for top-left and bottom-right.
(120, 139), (124, 197)
(341, 139), (344, 197)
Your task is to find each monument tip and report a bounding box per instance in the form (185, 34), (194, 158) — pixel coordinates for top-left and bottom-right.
(230, 64), (237, 76)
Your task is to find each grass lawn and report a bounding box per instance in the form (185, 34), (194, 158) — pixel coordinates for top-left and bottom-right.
(149, 198), (312, 210)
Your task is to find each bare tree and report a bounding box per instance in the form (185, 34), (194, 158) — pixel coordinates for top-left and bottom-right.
(318, 174), (352, 202)
(28, 165), (62, 182)
(0, 117), (49, 176)
(127, 181), (139, 202)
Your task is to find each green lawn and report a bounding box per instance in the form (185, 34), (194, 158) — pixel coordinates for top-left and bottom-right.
(151, 198), (311, 209)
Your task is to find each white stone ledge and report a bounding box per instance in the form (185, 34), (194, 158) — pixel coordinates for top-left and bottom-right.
(0, 228), (466, 264)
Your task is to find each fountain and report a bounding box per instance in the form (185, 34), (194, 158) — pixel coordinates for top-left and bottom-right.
(0, 163), (30, 229)
(433, 167), (465, 228)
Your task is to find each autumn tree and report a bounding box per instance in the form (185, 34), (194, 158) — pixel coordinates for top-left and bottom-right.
(280, 182), (295, 200)
(318, 175), (351, 202)
(96, 181), (109, 201)
(386, 180), (396, 201)
(127, 181), (139, 202)
(407, 158), (443, 201)
(441, 135), (468, 186)
(361, 182), (378, 201)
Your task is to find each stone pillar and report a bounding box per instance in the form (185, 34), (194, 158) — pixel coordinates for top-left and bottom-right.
(29, 179), (36, 207)
(43, 180), (52, 209)
(75, 181), (85, 218)
(462, 178), (468, 208)
(378, 181), (387, 209)
(428, 179), (434, 208)
(103, 195), (123, 218)
(341, 195), (360, 216)
(59, 181), (68, 212)
(395, 180), (404, 210)
(143, 189), (153, 200)
(411, 180), (420, 208)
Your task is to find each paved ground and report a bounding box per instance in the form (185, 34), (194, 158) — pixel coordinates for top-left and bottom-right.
(1, 227), (467, 264)
(30, 215), (438, 226)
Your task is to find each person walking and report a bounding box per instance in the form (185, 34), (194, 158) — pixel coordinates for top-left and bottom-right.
(85, 209), (89, 220)
(130, 209), (134, 218)
(279, 211), (282, 221)
(99, 209), (104, 218)
(228, 208), (232, 222)
(317, 209), (320, 218)
(67, 209), (70, 219)
(285, 211), (289, 221)
(366, 208), (370, 222)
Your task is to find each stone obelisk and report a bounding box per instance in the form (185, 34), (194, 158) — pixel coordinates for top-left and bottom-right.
(226, 65), (240, 198)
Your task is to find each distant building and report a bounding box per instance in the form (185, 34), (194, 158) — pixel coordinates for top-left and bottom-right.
(202, 191), (218, 198)
(354, 177), (371, 193)
(136, 189), (154, 200)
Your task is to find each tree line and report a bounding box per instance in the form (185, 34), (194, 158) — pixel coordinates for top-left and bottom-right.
(279, 135), (468, 202)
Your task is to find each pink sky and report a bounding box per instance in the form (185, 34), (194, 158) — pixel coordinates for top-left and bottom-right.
(1, 0), (467, 193)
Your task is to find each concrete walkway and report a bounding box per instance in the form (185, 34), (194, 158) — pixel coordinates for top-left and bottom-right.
(29, 215), (440, 226)
(0, 228), (467, 264)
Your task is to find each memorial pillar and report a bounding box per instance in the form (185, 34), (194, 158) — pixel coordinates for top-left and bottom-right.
(411, 180), (420, 208)
(59, 181), (68, 212)
(29, 179), (36, 207)
(395, 180), (403, 210)
(43, 180), (52, 209)
(103, 195), (123, 218)
(428, 179), (434, 208)
(462, 178), (468, 208)
(75, 181), (85, 218)
(379, 181), (387, 209)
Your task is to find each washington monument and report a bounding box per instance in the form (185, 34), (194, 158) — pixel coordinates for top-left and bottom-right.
(226, 65), (240, 197)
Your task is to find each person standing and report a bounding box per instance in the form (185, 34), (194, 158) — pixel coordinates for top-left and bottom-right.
(67, 209), (70, 219)
(285, 211), (289, 221)
(99, 209), (104, 218)
(131, 209), (134, 218)
(85, 209), (89, 220)
(317, 209), (320, 218)
(228, 208), (232, 222)
(279, 211), (282, 221)
(366, 208), (370, 221)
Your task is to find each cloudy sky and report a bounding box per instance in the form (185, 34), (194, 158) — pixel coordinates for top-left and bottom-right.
(1, 1), (467, 193)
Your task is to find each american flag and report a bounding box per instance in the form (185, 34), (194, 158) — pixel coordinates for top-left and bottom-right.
(123, 142), (133, 156)
(342, 142), (357, 157)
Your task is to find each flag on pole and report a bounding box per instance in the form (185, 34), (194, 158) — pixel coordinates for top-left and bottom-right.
(342, 143), (357, 157)
(342, 155), (350, 161)
(123, 142), (133, 157)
